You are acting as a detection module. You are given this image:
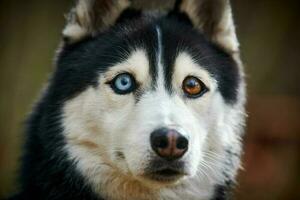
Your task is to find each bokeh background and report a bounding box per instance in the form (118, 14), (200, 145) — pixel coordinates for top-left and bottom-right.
(0, 0), (299, 199)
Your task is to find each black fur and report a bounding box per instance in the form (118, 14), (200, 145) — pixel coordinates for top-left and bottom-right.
(8, 8), (240, 200)
(213, 182), (234, 200)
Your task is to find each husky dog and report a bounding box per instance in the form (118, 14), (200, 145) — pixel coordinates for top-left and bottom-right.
(10, 0), (246, 199)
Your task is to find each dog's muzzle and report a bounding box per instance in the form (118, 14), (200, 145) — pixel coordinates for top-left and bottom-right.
(145, 127), (189, 182)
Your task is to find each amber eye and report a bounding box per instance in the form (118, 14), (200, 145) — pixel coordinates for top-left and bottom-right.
(182, 76), (207, 98)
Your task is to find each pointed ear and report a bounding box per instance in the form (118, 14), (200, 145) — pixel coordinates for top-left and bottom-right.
(176, 0), (239, 54)
(63, 0), (130, 44)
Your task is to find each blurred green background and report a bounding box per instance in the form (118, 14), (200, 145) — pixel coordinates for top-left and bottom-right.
(0, 0), (299, 199)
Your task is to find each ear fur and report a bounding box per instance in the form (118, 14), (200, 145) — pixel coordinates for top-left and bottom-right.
(177, 0), (239, 54)
(63, 0), (130, 43)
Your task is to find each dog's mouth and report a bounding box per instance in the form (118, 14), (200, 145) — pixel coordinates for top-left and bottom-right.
(147, 168), (185, 182)
(144, 160), (187, 183)
(156, 168), (181, 176)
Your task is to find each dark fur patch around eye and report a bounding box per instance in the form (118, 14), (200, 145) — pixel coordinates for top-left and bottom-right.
(159, 17), (240, 104)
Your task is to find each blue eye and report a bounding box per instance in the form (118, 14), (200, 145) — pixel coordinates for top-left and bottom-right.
(110, 73), (136, 94)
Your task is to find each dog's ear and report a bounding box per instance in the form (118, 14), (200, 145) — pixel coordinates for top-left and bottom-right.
(174, 0), (239, 54)
(63, 0), (130, 44)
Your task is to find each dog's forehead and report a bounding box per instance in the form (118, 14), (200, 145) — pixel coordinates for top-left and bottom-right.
(107, 16), (241, 103)
(57, 15), (240, 104)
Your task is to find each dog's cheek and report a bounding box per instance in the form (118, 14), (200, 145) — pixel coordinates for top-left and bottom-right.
(96, 82), (135, 127)
(177, 96), (216, 171)
(98, 92), (137, 155)
(63, 87), (105, 143)
(122, 121), (152, 176)
(119, 101), (160, 176)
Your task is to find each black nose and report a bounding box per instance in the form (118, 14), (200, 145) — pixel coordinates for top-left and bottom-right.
(150, 128), (189, 160)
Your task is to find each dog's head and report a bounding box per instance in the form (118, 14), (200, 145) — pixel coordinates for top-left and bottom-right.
(54, 0), (246, 198)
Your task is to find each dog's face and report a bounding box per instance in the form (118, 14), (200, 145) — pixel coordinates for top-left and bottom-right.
(53, 0), (246, 199)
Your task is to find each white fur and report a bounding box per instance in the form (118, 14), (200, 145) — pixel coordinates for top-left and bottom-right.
(179, 0), (239, 53)
(213, 3), (239, 53)
(63, 0), (130, 43)
(155, 26), (164, 91)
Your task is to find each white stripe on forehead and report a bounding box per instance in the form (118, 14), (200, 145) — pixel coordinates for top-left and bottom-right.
(153, 26), (171, 126)
(155, 26), (165, 91)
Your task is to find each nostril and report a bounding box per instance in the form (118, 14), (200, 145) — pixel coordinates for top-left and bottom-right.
(176, 136), (188, 150)
(151, 128), (170, 151)
(153, 135), (169, 149)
